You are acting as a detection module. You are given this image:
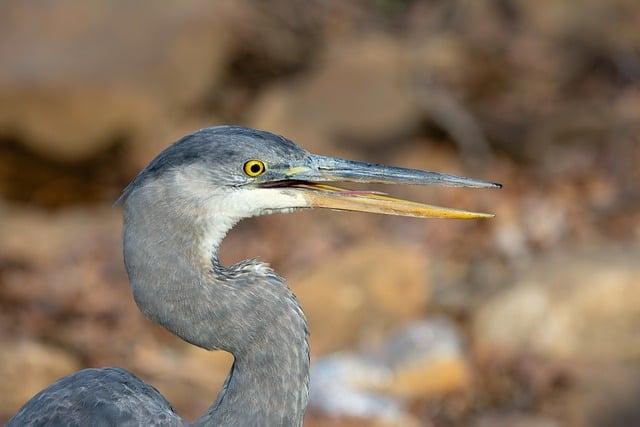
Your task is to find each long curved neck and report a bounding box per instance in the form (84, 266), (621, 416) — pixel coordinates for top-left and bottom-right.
(196, 319), (309, 426)
(123, 186), (309, 426)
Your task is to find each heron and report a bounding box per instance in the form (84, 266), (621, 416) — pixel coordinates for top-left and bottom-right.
(8, 126), (500, 426)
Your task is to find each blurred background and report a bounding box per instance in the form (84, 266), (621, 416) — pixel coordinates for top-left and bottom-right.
(1, 1), (639, 426)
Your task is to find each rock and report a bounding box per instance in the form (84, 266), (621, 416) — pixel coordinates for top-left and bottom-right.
(249, 35), (419, 154)
(309, 354), (404, 424)
(379, 318), (471, 399)
(472, 413), (561, 427)
(473, 247), (640, 362)
(0, 205), (138, 358)
(292, 241), (430, 354)
(0, 341), (81, 417)
(309, 319), (468, 426)
(293, 36), (418, 141)
(0, 207), (128, 319)
(0, 0), (235, 161)
(249, 33), (491, 159)
(565, 364), (640, 427)
(520, 0), (640, 46)
(0, 205), (121, 268)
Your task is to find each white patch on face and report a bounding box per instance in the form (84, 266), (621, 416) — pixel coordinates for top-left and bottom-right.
(202, 187), (309, 258)
(169, 165), (310, 258)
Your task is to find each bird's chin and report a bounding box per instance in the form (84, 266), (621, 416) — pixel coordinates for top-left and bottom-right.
(263, 181), (494, 219)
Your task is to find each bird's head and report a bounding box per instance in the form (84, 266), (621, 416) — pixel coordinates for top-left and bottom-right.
(119, 125), (501, 224)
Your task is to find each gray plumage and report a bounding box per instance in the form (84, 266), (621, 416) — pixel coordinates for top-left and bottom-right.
(9, 125), (499, 427)
(11, 126), (311, 427)
(9, 368), (183, 426)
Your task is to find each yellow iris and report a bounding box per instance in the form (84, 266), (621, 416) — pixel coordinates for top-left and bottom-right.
(243, 160), (266, 177)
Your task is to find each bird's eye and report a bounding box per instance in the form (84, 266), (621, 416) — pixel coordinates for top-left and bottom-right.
(243, 160), (266, 177)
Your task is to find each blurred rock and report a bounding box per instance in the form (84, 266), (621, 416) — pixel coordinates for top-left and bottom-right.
(0, 206), (124, 314)
(566, 364), (640, 427)
(521, 0), (640, 46)
(472, 413), (561, 427)
(309, 318), (468, 426)
(0, 205), (120, 268)
(0, 0), (235, 161)
(0, 206), (139, 356)
(309, 354), (404, 425)
(0, 340), (81, 417)
(250, 35), (418, 154)
(293, 241), (430, 354)
(250, 31), (493, 162)
(379, 318), (471, 399)
(474, 247), (640, 361)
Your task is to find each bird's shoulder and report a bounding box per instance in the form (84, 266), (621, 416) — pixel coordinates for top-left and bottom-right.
(8, 367), (184, 427)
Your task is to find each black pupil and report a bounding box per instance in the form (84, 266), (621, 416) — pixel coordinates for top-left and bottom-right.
(250, 163), (261, 174)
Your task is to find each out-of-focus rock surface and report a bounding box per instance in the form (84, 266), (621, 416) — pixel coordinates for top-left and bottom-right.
(380, 318), (471, 399)
(309, 319), (468, 426)
(294, 242), (430, 354)
(309, 355), (404, 425)
(2, 0), (640, 425)
(472, 414), (561, 427)
(474, 248), (640, 362)
(249, 35), (490, 158)
(0, 0), (234, 161)
(250, 36), (418, 154)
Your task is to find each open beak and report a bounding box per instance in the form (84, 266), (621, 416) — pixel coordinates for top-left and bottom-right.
(264, 155), (501, 219)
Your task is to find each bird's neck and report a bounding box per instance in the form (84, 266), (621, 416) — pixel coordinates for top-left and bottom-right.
(123, 188), (309, 426)
(196, 319), (309, 426)
(197, 258), (310, 427)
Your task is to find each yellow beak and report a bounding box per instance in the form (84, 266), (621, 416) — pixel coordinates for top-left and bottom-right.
(291, 183), (494, 219)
